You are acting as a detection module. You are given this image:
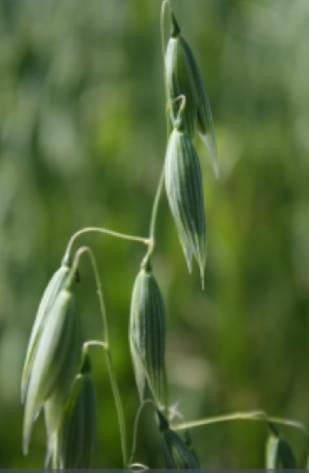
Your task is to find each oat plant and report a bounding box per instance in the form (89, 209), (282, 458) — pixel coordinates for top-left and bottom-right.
(21, 1), (309, 468)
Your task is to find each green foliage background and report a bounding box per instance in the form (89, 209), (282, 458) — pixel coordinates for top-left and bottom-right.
(1, 0), (309, 467)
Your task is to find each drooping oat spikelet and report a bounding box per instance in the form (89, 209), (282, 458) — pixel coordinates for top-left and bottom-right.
(157, 411), (200, 469)
(165, 14), (219, 177)
(23, 288), (80, 455)
(55, 355), (96, 468)
(21, 264), (71, 403)
(165, 127), (206, 287)
(129, 266), (166, 406)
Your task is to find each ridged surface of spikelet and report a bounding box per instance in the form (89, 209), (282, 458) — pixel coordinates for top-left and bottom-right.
(180, 36), (219, 178)
(165, 128), (206, 287)
(165, 26), (196, 135)
(165, 13), (219, 178)
(23, 288), (80, 455)
(129, 268), (166, 406)
(56, 364), (96, 469)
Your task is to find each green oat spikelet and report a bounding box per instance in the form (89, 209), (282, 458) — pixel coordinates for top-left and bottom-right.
(158, 411), (200, 469)
(165, 13), (219, 177)
(55, 355), (96, 469)
(165, 14), (196, 136)
(23, 287), (80, 455)
(21, 264), (71, 403)
(165, 127), (206, 288)
(129, 265), (167, 406)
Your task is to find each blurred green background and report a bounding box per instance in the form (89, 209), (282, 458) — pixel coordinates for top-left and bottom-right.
(1, 0), (309, 467)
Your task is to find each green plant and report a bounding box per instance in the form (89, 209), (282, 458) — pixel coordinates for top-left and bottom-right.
(20, 1), (308, 468)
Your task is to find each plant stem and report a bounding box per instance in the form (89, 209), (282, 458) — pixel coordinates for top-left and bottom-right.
(172, 410), (309, 438)
(142, 171), (165, 268)
(142, 1), (171, 268)
(63, 226), (150, 266)
(72, 246), (128, 467)
(129, 399), (155, 466)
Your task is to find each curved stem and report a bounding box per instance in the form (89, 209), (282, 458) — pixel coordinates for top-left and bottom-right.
(63, 226), (150, 266)
(142, 171), (165, 268)
(172, 410), (309, 439)
(129, 399), (156, 465)
(266, 415), (308, 436)
(73, 246), (128, 467)
(173, 94), (186, 129)
(105, 351), (127, 466)
(68, 246), (91, 285)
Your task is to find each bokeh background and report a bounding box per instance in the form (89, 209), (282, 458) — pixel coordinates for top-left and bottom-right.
(1, 0), (309, 467)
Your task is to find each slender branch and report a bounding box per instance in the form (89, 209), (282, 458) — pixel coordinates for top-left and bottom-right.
(74, 246), (128, 467)
(266, 415), (308, 436)
(142, 172), (165, 268)
(142, 0), (172, 268)
(68, 246), (91, 285)
(129, 399), (156, 466)
(62, 226), (150, 266)
(172, 410), (309, 439)
(173, 94), (186, 129)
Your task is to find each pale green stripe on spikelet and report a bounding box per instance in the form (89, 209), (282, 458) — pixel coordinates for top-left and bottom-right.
(165, 12), (219, 178)
(129, 271), (147, 401)
(146, 273), (166, 402)
(129, 268), (167, 406)
(180, 36), (220, 178)
(165, 128), (206, 287)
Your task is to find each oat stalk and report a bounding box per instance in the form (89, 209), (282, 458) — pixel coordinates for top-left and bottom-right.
(173, 410), (309, 439)
(71, 246), (128, 467)
(63, 226), (150, 267)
